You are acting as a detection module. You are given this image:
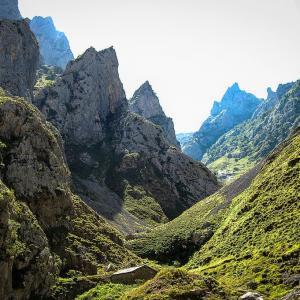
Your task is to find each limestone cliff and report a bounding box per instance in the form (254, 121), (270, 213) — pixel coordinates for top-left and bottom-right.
(182, 83), (261, 160)
(0, 90), (137, 299)
(129, 81), (180, 147)
(0, 0), (22, 20)
(34, 47), (219, 234)
(0, 20), (39, 101)
(30, 16), (74, 69)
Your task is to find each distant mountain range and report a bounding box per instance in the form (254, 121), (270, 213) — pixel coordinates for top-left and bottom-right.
(178, 81), (300, 180)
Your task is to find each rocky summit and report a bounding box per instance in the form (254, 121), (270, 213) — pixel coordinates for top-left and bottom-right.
(30, 16), (74, 69)
(182, 82), (261, 160)
(0, 0), (22, 20)
(129, 81), (180, 148)
(34, 46), (219, 234)
(0, 19), (39, 101)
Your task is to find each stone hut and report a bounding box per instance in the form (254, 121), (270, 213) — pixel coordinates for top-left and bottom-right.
(110, 265), (157, 284)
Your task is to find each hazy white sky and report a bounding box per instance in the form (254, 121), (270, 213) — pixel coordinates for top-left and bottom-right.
(20, 0), (300, 133)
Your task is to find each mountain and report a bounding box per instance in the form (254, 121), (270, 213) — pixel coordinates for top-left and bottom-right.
(129, 127), (300, 299)
(129, 81), (180, 148)
(34, 47), (219, 234)
(30, 16), (74, 69)
(176, 132), (193, 147)
(204, 81), (300, 180)
(181, 83), (261, 160)
(0, 0), (22, 20)
(0, 19), (39, 101)
(0, 89), (138, 300)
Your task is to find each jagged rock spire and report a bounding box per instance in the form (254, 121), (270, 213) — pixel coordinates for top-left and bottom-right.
(129, 81), (180, 148)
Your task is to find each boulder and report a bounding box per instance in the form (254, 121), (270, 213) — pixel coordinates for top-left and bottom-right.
(240, 292), (263, 300)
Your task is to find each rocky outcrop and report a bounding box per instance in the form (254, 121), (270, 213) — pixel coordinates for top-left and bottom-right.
(34, 47), (219, 234)
(0, 0), (22, 20)
(182, 83), (261, 160)
(35, 47), (126, 145)
(0, 20), (39, 100)
(0, 90), (137, 299)
(129, 81), (180, 147)
(30, 16), (74, 69)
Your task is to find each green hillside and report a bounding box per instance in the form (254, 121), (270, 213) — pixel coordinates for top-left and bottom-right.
(129, 128), (300, 299)
(187, 128), (300, 299)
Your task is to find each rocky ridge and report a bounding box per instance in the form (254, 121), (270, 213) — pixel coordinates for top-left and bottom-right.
(0, 0), (22, 20)
(0, 19), (39, 101)
(34, 46), (219, 234)
(30, 16), (74, 69)
(129, 81), (180, 147)
(181, 83), (261, 160)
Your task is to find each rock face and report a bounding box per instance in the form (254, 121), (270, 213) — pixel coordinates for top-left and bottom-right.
(30, 16), (74, 69)
(0, 90), (137, 299)
(0, 0), (22, 20)
(34, 47), (219, 234)
(182, 83), (261, 160)
(0, 20), (39, 100)
(129, 81), (180, 147)
(204, 81), (300, 179)
(36, 47), (126, 145)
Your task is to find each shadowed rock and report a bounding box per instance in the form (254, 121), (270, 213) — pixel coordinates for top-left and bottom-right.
(0, 20), (39, 101)
(0, 0), (22, 20)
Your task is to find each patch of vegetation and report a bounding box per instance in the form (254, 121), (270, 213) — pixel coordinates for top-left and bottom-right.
(124, 184), (168, 228)
(207, 155), (256, 182)
(51, 274), (111, 300)
(76, 283), (135, 300)
(186, 130), (300, 299)
(121, 268), (226, 299)
(50, 195), (140, 276)
(34, 65), (62, 94)
(128, 192), (227, 264)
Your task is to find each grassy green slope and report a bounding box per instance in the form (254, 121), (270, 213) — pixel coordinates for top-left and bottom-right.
(121, 269), (227, 300)
(187, 129), (300, 299)
(128, 162), (262, 264)
(204, 80), (300, 180)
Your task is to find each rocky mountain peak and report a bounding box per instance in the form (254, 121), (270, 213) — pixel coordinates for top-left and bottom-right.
(0, 0), (22, 20)
(182, 83), (261, 160)
(129, 81), (164, 118)
(35, 47), (218, 233)
(267, 87), (275, 97)
(129, 81), (180, 147)
(30, 16), (74, 69)
(34, 46), (126, 145)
